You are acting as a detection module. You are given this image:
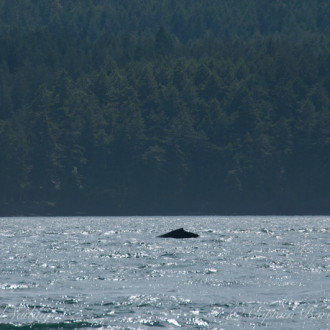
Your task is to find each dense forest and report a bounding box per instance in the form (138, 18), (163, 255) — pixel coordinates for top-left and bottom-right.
(0, 0), (330, 215)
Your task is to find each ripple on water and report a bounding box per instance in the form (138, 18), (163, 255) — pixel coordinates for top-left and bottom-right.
(0, 216), (329, 328)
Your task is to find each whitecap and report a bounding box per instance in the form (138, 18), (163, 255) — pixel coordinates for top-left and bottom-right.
(168, 318), (181, 327)
(1, 283), (29, 290)
(192, 317), (208, 326)
(103, 231), (116, 235)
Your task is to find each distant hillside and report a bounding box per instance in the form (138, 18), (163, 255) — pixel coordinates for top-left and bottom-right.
(0, 0), (329, 40)
(0, 1), (330, 215)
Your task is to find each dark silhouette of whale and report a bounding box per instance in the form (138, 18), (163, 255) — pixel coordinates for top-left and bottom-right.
(158, 228), (199, 239)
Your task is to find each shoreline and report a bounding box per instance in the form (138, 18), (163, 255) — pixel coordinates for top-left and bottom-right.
(1, 201), (330, 217)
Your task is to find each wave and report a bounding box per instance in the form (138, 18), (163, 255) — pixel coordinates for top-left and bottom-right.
(0, 321), (99, 329)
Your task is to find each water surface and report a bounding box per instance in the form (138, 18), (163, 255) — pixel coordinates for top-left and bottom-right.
(0, 216), (329, 328)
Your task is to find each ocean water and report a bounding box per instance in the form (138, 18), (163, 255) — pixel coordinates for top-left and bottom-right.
(0, 216), (329, 329)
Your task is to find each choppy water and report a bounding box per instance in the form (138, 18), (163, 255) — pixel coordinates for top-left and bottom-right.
(0, 216), (329, 329)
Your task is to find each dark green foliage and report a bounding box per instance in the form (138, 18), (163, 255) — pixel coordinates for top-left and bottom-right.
(0, 1), (329, 215)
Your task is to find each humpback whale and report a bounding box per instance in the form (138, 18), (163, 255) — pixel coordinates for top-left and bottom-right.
(158, 228), (199, 239)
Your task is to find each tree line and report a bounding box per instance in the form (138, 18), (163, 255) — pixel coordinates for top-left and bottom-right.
(0, 1), (329, 215)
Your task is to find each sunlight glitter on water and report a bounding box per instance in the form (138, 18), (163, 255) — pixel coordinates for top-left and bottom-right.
(0, 216), (329, 328)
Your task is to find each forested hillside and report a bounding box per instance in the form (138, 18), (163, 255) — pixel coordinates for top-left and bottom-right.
(1, 0), (330, 215)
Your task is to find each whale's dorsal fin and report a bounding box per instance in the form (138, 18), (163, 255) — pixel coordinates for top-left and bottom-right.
(158, 228), (199, 239)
